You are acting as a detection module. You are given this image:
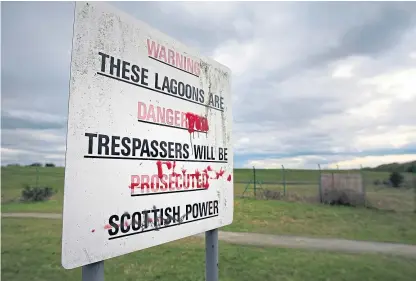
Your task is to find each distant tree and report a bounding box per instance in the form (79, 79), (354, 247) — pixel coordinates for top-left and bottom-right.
(389, 171), (404, 188)
(407, 164), (416, 173)
(29, 163), (42, 167)
(45, 163), (55, 167)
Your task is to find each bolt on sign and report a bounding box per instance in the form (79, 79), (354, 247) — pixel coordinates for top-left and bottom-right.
(61, 1), (233, 269)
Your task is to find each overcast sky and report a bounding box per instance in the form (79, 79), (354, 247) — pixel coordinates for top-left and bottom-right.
(2, 1), (416, 169)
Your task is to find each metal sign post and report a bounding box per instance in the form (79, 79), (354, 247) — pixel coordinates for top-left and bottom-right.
(205, 229), (219, 281)
(82, 261), (104, 281)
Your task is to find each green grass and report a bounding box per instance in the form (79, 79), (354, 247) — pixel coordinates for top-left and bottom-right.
(223, 198), (416, 244)
(2, 218), (416, 281)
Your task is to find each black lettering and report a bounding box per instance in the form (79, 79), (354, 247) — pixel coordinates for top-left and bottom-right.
(121, 137), (131, 156)
(162, 76), (170, 93)
(208, 201), (213, 215)
(185, 85), (192, 99)
(120, 213), (130, 234)
(168, 142), (175, 158)
(172, 206), (180, 223)
(141, 139), (150, 157)
(98, 52), (109, 73)
(214, 200), (218, 214)
(185, 204), (192, 220)
(198, 202), (208, 217)
(192, 87), (198, 102)
(177, 82), (185, 97)
(220, 96), (224, 110)
(111, 136), (120, 156)
(219, 147), (224, 160)
(131, 65), (140, 83)
(159, 141), (168, 158)
(159, 207), (164, 226)
(98, 134), (110, 155)
(152, 208), (159, 227)
(170, 79), (178, 95)
(131, 212), (141, 231)
(108, 215), (119, 236)
(183, 144), (190, 159)
(199, 90), (205, 103)
(224, 148), (228, 161)
(193, 145), (204, 160)
(175, 143), (182, 159)
(208, 93), (214, 107)
(122, 61), (130, 80)
(85, 133), (97, 154)
(154, 73), (161, 90)
(142, 210), (150, 229)
(132, 138), (141, 156)
(150, 140), (159, 157)
(164, 207), (172, 225)
(192, 204), (198, 218)
(110, 56), (121, 77)
(141, 68), (149, 86)
(214, 95), (220, 109)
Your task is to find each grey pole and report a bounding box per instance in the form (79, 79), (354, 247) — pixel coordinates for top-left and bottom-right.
(205, 229), (219, 281)
(82, 261), (104, 281)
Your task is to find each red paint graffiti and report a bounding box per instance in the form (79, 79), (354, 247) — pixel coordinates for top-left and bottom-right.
(215, 168), (225, 179)
(227, 174), (232, 182)
(185, 113), (209, 133)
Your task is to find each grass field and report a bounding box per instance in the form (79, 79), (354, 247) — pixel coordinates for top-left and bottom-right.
(2, 218), (416, 281)
(2, 166), (416, 244)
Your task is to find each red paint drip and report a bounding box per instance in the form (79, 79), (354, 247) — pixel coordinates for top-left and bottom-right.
(156, 160), (163, 179)
(227, 174), (232, 182)
(195, 169), (200, 179)
(91, 229), (95, 233)
(207, 165), (213, 171)
(182, 168), (187, 175)
(215, 168), (225, 179)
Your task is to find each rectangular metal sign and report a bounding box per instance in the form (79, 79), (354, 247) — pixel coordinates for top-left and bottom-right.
(62, 1), (233, 269)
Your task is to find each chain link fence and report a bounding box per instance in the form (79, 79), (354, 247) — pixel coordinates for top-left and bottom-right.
(236, 166), (416, 212)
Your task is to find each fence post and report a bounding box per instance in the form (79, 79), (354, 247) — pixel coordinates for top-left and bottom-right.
(281, 165), (286, 196)
(36, 166), (39, 188)
(360, 164), (366, 207)
(318, 164), (322, 203)
(253, 166), (256, 198)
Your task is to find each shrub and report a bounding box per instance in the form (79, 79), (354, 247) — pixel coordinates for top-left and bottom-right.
(321, 189), (365, 207)
(21, 185), (55, 202)
(373, 179), (381, 185)
(389, 171), (404, 188)
(407, 165), (416, 173)
(28, 163), (42, 167)
(382, 179), (391, 186)
(45, 163), (55, 167)
(263, 189), (283, 200)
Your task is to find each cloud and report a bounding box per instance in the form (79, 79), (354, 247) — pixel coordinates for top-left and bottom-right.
(2, 1), (416, 168)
